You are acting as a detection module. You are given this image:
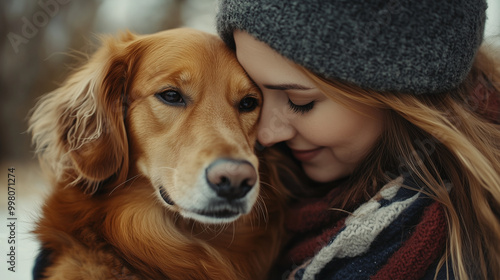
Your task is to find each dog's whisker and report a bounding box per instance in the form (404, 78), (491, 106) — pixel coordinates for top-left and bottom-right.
(256, 197), (269, 229)
(204, 224), (228, 241)
(228, 223), (236, 248)
(250, 204), (258, 230)
(259, 180), (280, 193)
(195, 224), (209, 237)
(173, 212), (181, 225)
(254, 201), (262, 229)
(156, 166), (178, 173)
(109, 174), (144, 195)
(190, 220), (197, 236)
(256, 200), (265, 229)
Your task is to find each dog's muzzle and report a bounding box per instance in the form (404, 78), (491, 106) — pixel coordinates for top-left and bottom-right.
(158, 158), (259, 223)
(205, 159), (256, 201)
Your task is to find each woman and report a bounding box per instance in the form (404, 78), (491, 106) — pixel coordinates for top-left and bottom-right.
(217, 0), (500, 279)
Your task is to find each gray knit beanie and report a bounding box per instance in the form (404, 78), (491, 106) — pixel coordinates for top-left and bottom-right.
(216, 0), (487, 95)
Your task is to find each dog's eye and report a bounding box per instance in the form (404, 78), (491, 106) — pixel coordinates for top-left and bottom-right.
(156, 90), (185, 106)
(239, 97), (259, 112)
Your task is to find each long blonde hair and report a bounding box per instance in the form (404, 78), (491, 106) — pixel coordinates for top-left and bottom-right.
(267, 45), (500, 279)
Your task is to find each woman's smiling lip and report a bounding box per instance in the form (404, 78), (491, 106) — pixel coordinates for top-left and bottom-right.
(290, 147), (323, 162)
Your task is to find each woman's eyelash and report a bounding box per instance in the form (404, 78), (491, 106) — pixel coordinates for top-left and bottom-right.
(288, 99), (315, 114)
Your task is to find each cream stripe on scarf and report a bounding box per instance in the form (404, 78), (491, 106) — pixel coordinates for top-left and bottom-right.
(297, 178), (420, 280)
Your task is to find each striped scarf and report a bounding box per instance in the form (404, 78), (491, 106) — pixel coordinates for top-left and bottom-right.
(278, 176), (451, 280)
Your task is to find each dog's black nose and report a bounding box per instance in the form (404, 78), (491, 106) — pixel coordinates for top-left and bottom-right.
(206, 159), (257, 200)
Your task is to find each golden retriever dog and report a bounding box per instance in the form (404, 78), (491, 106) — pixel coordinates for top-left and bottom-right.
(29, 28), (286, 280)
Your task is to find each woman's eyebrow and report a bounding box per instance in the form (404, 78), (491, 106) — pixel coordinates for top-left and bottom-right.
(263, 83), (312, 90)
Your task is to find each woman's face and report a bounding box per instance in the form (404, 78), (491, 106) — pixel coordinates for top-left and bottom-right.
(234, 31), (385, 182)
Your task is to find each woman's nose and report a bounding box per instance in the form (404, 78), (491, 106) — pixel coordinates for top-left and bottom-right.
(257, 101), (296, 147)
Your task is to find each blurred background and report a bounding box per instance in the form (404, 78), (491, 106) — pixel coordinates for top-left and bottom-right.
(1, 0), (218, 163)
(0, 0), (499, 279)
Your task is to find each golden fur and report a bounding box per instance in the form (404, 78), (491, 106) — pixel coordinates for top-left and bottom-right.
(29, 28), (286, 280)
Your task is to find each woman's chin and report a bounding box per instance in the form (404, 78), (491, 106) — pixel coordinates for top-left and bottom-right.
(302, 164), (348, 183)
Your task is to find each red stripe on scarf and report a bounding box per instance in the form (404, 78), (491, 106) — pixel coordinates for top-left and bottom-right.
(285, 186), (346, 233)
(286, 217), (346, 265)
(371, 201), (447, 280)
(283, 186), (349, 265)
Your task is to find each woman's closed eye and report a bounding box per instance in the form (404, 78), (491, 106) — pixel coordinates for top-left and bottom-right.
(288, 99), (315, 114)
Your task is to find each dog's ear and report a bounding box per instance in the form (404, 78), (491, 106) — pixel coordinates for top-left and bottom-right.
(29, 32), (140, 193)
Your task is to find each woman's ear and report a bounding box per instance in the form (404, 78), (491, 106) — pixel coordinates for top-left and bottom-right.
(29, 32), (138, 193)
